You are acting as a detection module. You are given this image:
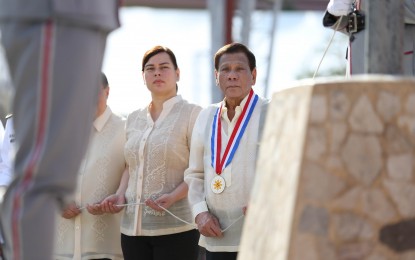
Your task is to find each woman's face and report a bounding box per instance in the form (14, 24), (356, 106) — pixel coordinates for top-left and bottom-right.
(142, 52), (179, 97)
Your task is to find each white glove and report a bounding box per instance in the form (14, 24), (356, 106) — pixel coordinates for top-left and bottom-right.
(327, 0), (354, 16)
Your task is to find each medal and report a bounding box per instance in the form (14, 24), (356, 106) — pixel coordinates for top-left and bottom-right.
(210, 89), (258, 194)
(211, 176), (226, 194)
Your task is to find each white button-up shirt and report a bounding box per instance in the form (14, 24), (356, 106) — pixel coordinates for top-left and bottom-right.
(121, 95), (202, 236)
(185, 94), (269, 252)
(55, 106), (126, 260)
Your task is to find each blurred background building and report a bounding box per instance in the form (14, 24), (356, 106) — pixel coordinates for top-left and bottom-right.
(1, 0), (348, 122)
(123, 0), (327, 10)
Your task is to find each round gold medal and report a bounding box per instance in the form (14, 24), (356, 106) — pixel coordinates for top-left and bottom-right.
(211, 175), (225, 194)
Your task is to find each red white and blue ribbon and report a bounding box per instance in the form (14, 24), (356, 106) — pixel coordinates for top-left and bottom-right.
(210, 89), (259, 174)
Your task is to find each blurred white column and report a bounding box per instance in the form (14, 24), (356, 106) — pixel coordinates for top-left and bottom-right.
(208, 0), (226, 103)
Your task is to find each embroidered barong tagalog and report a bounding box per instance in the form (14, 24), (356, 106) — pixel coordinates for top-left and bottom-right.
(210, 89), (259, 194)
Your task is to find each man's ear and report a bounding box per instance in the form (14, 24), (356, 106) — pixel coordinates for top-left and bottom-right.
(251, 68), (257, 85)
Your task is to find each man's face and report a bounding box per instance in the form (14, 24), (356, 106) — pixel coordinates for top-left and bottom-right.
(215, 52), (256, 101)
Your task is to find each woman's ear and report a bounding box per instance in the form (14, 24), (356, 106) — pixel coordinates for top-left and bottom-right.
(176, 68), (180, 82)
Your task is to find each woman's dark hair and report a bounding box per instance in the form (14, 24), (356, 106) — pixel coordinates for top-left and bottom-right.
(141, 46), (178, 72)
(214, 42), (256, 71)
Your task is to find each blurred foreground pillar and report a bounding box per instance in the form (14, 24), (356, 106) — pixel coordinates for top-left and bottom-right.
(239, 76), (415, 260)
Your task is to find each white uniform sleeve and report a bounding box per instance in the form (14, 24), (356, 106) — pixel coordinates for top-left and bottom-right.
(0, 121), (4, 150)
(0, 118), (14, 186)
(327, 0), (354, 16)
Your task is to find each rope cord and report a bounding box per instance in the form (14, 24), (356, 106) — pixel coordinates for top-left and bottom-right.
(313, 15), (344, 79)
(80, 201), (244, 233)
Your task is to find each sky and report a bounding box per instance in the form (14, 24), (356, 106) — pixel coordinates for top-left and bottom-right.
(102, 7), (349, 116)
(0, 7), (349, 117)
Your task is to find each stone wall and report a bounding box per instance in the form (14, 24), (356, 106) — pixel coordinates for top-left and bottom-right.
(239, 76), (415, 260)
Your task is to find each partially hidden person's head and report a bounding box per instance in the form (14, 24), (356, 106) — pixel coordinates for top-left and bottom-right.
(96, 72), (110, 118)
(141, 45), (180, 95)
(213, 43), (257, 102)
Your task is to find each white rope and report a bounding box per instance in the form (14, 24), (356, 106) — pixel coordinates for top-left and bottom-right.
(80, 202), (244, 233)
(117, 202), (196, 226)
(221, 215), (244, 232)
(313, 15), (344, 79)
(118, 202), (244, 233)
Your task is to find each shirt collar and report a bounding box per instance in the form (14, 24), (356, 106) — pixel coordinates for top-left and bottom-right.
(162, 95), (182, 109)
(146, 95), (183, 123)
(221, 93), (250, 117)
(93, 106), (112, 132)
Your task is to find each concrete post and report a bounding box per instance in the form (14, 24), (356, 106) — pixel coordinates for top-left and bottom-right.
(365, 0), (404, 74)
(238, 76), (415, 260)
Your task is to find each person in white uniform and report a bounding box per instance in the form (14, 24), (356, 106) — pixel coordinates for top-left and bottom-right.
(0, 115), (13, 259)
(0, 114), (14, 193)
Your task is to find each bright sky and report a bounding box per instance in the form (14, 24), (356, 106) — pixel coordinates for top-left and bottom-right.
(103, 7), (348, 116)
(0, 7), (348, 118)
